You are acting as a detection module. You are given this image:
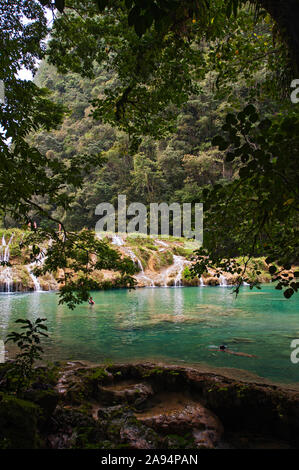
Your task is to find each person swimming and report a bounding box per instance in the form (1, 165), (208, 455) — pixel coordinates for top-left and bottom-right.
(88, 297), (95, 305)
(209, 344), (257, 358)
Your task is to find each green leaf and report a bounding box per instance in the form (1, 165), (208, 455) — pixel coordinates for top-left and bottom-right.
(259, 118), (272, 131)
(225, 113), (237, 125)
(284, 288), (294, 299)
(212, 135), (228, 151)
(269, 265), (277, 275)
(249, 113), (259, 123)
(237, 111), (246, 123)
(244, 104), (256, 115)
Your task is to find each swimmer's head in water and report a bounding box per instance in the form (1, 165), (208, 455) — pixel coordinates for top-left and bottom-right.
(219, 345), (226, 350)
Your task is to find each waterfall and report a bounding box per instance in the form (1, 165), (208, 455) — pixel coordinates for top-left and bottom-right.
(132, 253), (144, 273)
(173, 256), (186, 287)
(200, 277), (205, 286)
(0, 233), (14, 292)
(134, 256), (155, 287)
(163, 263), (174, 287)
(1, 235), (6, 263)
(155, 239), (169, 248)
(112, 235), (124, 246)
(123, 247), (155, 287)
(27, 263), (42, 291)
(0, 233), (14, 264)
(0, 267), (13, 292)
(139, 270), (155, 287)
(219, 274), (228, 286)
(26, 249), (46, 292)
(161, 256), (188, 287)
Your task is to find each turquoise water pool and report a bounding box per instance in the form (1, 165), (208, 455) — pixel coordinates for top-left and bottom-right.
(0, 285), (298, 385)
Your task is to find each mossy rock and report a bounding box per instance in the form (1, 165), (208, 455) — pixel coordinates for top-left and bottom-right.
(34, 364), (60, 387)
(172, 246), (189, 257)
(49, 406), (104, 449)
(82, 367), (112, 393)
(165, 433), (196, 449)
(0, 393), (41, 449)
(98, 382), (153, 406)
(73, 426), (104, 449)
(152, 251), (173, 270)
(103, 407), (160, 448)
(22, 388), (59, 422)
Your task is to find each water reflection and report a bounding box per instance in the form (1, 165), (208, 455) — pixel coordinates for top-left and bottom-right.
(0, 286), (298, 384)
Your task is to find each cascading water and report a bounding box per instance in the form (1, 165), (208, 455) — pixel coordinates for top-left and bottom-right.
(200, 277), (205, 286)
(111, 236), (207, 288)
(126, 248), (143, 271)
(26, 264), (42, 291)
(112, 235), (155, 287)
(173, 256), (187, 287)
(162, 255), (189, 287)
(219, 274), (228, 286)
(0, 267), (13, 293)
(26, 249), (46, 292)
(155, 239), (169, 248)
(0, 233), (14, 264)
(112, 235), (124, 246)
(0, 233), (14, 292)
(125, 247), (155, 287)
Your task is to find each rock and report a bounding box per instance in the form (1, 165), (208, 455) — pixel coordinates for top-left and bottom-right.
(119, 425), (157, 449)
(56, 364), (113, 403)
(106, 363), (299, 448)
(98, 382), (153, 406)
(0, 393), (41, 449)
(22, 388), (59, 422)
(2, 361), (298, 449)
(137, 399), (223, 449)
(97, 405), (125, 421)
(48, 405), (104, 449)
(102, 407), (160, 449)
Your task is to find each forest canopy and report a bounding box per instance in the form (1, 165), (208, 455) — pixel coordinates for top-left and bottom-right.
(0, 0), (298, 304)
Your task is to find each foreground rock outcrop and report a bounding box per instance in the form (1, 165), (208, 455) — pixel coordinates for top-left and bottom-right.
(1, 361), (298, 449)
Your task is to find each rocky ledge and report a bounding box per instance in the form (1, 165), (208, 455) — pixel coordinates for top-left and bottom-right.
(1, 361), (298, 449)
(0, 231), (276, 291)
